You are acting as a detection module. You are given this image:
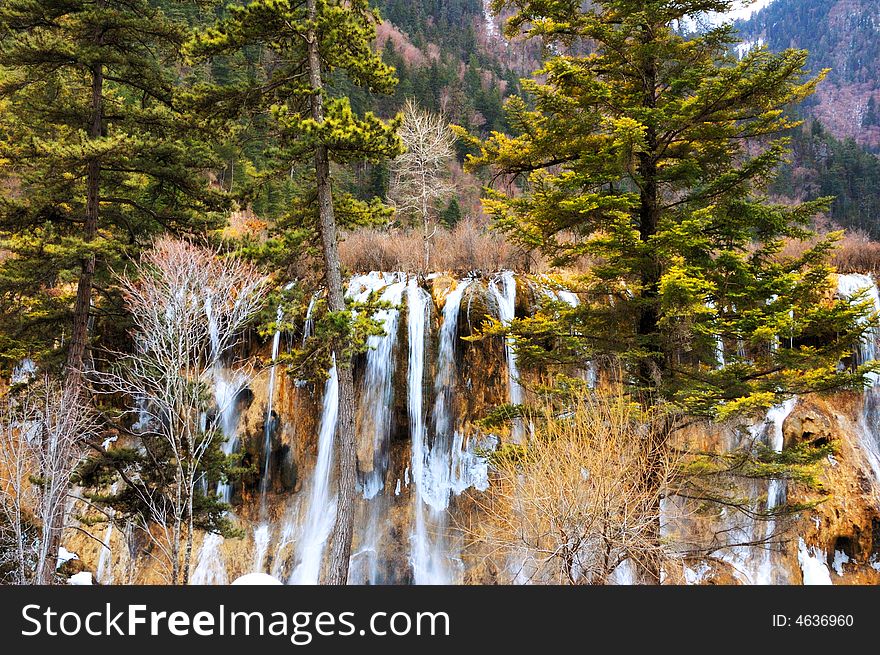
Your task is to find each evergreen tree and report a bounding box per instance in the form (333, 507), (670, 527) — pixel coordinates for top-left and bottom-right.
(468, 0), (876, 581)
(0, 0), (225, 380)
(187, 0), (401, 584)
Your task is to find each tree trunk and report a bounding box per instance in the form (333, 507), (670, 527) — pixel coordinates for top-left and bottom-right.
(67, 8), (104, 385)
(183, 481), (194, 585)
(306, 0), (356, 585)
(636, 25), (665, 586)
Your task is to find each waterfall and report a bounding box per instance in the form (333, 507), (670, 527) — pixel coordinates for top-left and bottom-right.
(95, 482), (118, 585)
(837, 273), (880, 381)
(427, 280), (471, 510)
(350, 275), (406, 584)
(489, 271), (524, 441)
(405, 280), (471, 584)
(744, 397), (797, 584)
(360, 276), (406, 497)
(708, 301), (725, 367)
(252, 524), (270, 573)
(260, 305), (284, 498)
(406, 278), (436, 584)
(838, 274), (880, 489)
(798, 538), (833, 585)
(191, 533), (228, 585)
(215, 370), (245, 503)
(289, 362), (339, 584)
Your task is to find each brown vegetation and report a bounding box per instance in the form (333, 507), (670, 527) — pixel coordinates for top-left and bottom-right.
(339, 217), (531, 273)
(779, 229), (880, 273)
(467, 391), (674, 585)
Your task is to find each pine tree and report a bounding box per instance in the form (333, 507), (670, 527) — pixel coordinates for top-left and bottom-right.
(468, 0), (876, 581)
(0, 0), (225, 380)
(187, 0), (401, 584)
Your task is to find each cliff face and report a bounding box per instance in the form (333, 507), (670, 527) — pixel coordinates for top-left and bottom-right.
(63, 271), (880, 585)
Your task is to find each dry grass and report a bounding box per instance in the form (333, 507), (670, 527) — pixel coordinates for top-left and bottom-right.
(339, 217), (534, 273)
(778, 230), (880, 274)
(465, 391), (674, 585)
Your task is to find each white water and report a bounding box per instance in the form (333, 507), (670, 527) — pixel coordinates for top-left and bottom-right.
(260, 305), (285, 497)
(798, 538), (833, 585)
(360, 277), (406, 497)
(215, 370), (246, 503)
(287, 273), (390, 584)
(745, 398), (797, 584)
(427, 280), (471, 511)
(407, 278), (437, 584)
(252, 524), (270, 573)
(350, 275), (406, 584)
(96, 520), (114, 585)
(191, 533), (228, 585)
(838, 274), (880, 490)
(289, 364), (339, 585)
(490, 271), (524, 441)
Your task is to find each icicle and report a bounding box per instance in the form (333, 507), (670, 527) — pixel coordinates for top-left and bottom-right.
(259, 305), (284, 499)
(489, 271), (524, 441)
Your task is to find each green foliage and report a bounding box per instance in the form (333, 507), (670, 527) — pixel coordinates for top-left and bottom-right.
(187, 0), (402, 378)
(0, 0), (227, 372)
(470, 0), (874, 420)
(771, 121), (880, 239)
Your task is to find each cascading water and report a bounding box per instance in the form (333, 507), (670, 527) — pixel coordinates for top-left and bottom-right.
(406, 278), (436, 584)
(95, 482), (119, 585)
(215, 370), (245, 504)
(260, 305), (285, 500)
(740, 397), (798, 585)
(349, 276), (406, 584)
(407, 280), (473, 583)
(252, 524), (270, 573)
(838, 274), (880, 488)
(489, 271), (524, 442)
(191, 533), (229, 585)
(289, 362), (338, 584)
(359, 277), (406, 497)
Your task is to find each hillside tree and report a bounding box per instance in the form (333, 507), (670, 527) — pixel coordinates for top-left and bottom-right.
(388, 99), (457, 270)
(0, 0), (225, 382)
(186, 0), (401, 584)
(469, 0), (876, 582)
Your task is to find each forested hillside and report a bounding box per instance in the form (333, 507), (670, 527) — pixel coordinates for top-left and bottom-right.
(2, 0), (880, 590)
(735, 0), (880, 148)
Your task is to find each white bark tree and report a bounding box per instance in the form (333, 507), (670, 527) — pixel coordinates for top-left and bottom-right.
(388, 99), (457, 271)
(0, 378), (96, 584)
(92, 237), (268, 584)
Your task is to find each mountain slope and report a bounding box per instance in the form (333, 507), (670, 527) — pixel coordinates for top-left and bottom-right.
(735, 0), (880, 149)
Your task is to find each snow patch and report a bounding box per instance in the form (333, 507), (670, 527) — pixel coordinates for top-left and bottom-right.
(57, 547), (78, 569)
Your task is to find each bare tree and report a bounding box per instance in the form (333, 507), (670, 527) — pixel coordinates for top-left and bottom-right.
(0, 378), (95, 584)
(388, 99), (457, 271)
(470, 391), (675, 584)
(92, 237), (268, 584)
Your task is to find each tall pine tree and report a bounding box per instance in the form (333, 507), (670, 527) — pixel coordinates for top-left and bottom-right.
(468, 0), (877, 580)
(187, 0), (401, 584)
(0, 0), (225, 380)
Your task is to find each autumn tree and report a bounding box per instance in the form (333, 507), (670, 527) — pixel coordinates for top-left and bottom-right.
(87, 238), (268, 584)
(186, 0), (401, 584)
(474, 392), (673, 584)
(469, 0), (876, 581)
(0, 377), (96, 583)
(388, 99), (457, 270)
